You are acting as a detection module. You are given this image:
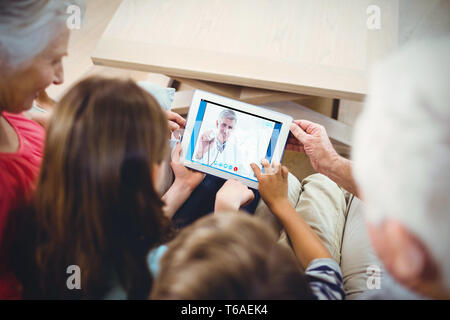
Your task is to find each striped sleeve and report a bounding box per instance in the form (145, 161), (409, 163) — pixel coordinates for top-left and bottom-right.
(306, 258), (345, 300)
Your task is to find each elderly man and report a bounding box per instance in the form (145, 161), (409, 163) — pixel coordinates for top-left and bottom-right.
(288, 38), (450, 299)
(194, 108), (242, 168)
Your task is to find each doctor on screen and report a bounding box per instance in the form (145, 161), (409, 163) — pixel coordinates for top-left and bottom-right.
(194, 109), (246, 173)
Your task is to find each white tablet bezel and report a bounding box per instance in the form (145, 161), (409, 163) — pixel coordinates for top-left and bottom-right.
(180, 90), (293, 189)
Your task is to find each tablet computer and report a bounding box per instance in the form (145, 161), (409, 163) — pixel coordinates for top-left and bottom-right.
(180, 90), (293, 189)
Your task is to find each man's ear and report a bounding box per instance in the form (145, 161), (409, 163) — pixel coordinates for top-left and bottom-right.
(216, 120), (219, 128)
(385, 221), (425, 281)
(383, 220), (439, 288)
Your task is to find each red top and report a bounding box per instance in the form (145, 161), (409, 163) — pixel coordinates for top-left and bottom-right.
(0, 112), (45, 299)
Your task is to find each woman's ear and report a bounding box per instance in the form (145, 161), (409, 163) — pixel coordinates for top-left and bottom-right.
(383, 220), (440, 291)
(386, 221), (426, 282)
(369, 219), (448, 298)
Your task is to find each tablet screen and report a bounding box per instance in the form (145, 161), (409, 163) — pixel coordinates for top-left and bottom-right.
(185, 99), (282, 183)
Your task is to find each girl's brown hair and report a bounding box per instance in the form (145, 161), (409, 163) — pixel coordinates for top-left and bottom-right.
(12, 76), (172, 299)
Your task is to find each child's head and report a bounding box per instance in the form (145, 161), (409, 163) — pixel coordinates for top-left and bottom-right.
(151, 212), (315, 299)
(30, 76), (172, 298)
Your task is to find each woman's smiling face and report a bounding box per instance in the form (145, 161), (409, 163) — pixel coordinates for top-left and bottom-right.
(0, 29), (69, 113)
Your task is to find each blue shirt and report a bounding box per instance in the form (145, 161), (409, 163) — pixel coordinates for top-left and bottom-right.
(103, 245), (168, 300)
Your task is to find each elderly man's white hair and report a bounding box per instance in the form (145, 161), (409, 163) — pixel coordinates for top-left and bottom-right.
(0, 0), (84, 70)
(353, 38), (450, 290)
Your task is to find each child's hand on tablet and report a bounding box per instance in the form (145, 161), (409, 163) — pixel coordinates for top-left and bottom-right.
(250, 160), (289, 211)
(214, 180), (254, 213)
(171, 143), (205, 191)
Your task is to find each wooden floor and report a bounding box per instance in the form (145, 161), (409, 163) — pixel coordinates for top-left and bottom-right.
(45, 0), (450, 181)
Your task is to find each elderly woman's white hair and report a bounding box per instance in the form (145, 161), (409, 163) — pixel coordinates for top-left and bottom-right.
(0, 0), (84, 71)
(353, 38), (450, 290)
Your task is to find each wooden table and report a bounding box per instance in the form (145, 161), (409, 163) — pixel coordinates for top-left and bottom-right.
(91, 0), (399, 145)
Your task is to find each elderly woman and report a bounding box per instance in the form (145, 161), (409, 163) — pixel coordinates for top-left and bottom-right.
(0, 0), (196, 300)
(288, 38), (450, 299)
(0, 0), (79, 299)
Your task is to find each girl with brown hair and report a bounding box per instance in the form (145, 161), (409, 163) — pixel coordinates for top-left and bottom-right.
(10, 76), (205, 299)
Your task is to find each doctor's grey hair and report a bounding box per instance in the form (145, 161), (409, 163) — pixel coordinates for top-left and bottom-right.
(0, 0), (84, 71)
(218, 109), (237, 124)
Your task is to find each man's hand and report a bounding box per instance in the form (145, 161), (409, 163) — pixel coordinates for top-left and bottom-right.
(195, 129), (215, 159)
(250, 160), (289, 210)
(165, 110), (186, 135)
(287, 119), (361, 198)
(171, 143), (205, 191)
(214, 179), (254, 213)
(287, 120), (339, 174)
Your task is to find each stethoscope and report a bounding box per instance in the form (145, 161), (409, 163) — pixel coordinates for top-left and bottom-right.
(207, 138), (223, 166)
